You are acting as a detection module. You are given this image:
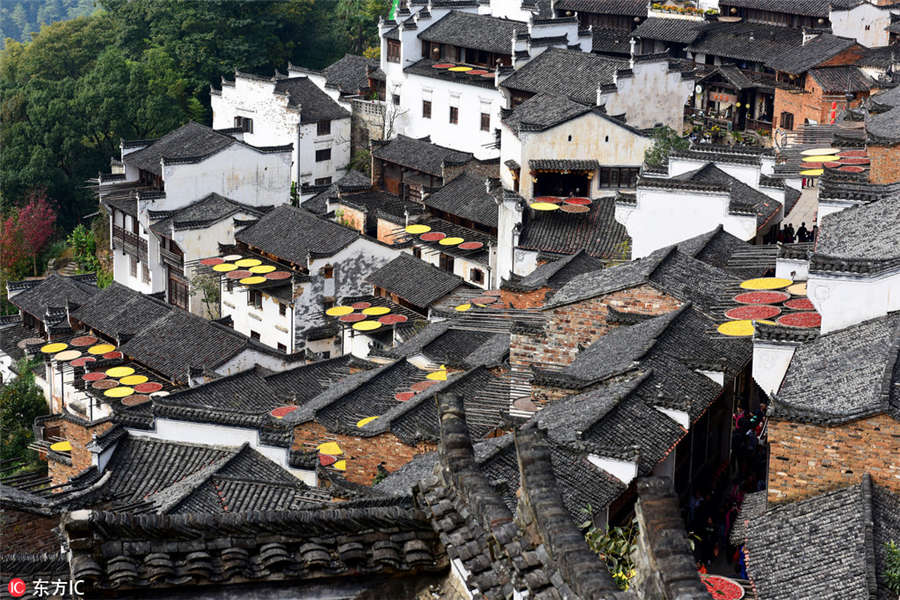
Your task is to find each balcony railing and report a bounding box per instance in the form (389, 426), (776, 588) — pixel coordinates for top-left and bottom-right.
(159, 245), (184, 270)
(111, 225), (148, 262)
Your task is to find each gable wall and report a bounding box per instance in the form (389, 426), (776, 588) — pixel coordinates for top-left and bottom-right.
(767, 414), (900, 504)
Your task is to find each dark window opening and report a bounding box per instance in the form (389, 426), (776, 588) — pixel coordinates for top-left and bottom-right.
(449, 106), (458, 124)
(413, 246), (422, 259)
(779, 111), (794, 130)
(470, 268), (484, 284)
(315, 148), (331, 162)
(315, 177), (332, 185)
(439, 253), (455, 273)
(317, 120), (331, 136)
(279, 303), (287, 316)
(234, 116), (253, 133)
(250, 331), (260, 341)
(480, 112), (490, 132)
(423, 100), (432, 119)
(387, 39), (401, 62)
(392, 94), (400, 106)
(248, 289), (263, 309)
(277, 342), (287, 352)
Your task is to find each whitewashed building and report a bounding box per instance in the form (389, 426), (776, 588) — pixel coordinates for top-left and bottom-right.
(615, 145), (790, 258)
(216, 205), (400, 357)
(211, 71), (352, 188)
(806, 194), (900, 334)
(378, 3), (590, 159)
(98, 122), (292, 315)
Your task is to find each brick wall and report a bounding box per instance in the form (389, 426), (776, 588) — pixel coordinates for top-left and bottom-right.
(509, 284), (682, 373)
(292, 422), (435, 485)
(767, 414), (900, 504)
(868, 144), (900, 184)
(377, 218), (404, 245)
(334, 203), (365, 233)
(45, 418), (114, 486)
(0, 508), (60, 554)
(773, 75), (869, 133)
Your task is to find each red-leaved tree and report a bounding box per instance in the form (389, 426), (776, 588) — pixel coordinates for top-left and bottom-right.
(0, 214), (28, 278)
(17, 190), (57, 276)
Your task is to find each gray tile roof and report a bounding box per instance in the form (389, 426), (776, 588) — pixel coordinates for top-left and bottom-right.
(301, 170), (371, 215)
(555, 0), (647, 16)
(671, 163), (782, 228)
(814, 195), (900, 264)
(274, 77), (350, 122)
(70, 282), (173, 337)
(236, 204), (359, 264)
(744, 475), (900, 600)
(321, 54), (379, 95)
(632, 17), (705, 44)
(501, 93), (592, 134)
(766, 34), (859, 75)
(372, 135), (474, 177)
(378, 321), (509, 368)
(547, 245), (739, 314)
(808, 66), (875, 93)
(540, 303), (750, 415)
(418, 10), (527, 54)
(367, 254), (468, 308)
(502, 249), (606, 291)
(687, 21), (803, 65)
(124, 122), (237, 176)
(148, 193), (267, 234)
(773, 313), (900, 424)
(9, 274), (98, 322)
(336, 189), (424, 224)
(92, 433), (322, 513)
(423, 174), (498, 228)
(675, 225), (761, 279)
(517, 196), (631, 260)
(500, 47), (629, 105)
(0, 320), (27, 366)
(868, 85), (900, 144)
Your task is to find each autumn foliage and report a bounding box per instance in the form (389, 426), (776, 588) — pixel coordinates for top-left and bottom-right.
(1, 189), (57, 277)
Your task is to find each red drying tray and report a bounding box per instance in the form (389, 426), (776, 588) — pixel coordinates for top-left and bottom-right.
(270, 406), (298, 418)
(784, 298), (814, 311)
(134, 382), (163, 394)
(839, 166), (866, 173)
(420, 232), (447, 242)
(379, 314), (408, 324)
(103, 351), (123, 360)
(351, 301), (371, 310)
(70, 357), (96, 368)
(565, 197), (591, 205)
(395, 391), (415, 402)
(121, 394), (151, 407)
(200, 257), (224, 266)
(70, 336), (98, 347)
(777, 312), (821, 328)
(733, 291), (790, 305)
(82, 372), (106, 381)
(266, 271), (291, 280)
(432, 63), (455, 68)
(458, 241), (484, 250)
(724, 305), (781, 320)
(339, 313), (367, 323)
(91, 380), (118, 390)
(226, 270), (253, 279)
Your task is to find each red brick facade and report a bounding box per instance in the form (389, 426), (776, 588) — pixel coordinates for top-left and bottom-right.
(377, 218), (404, 245)
(767, 414), (900, 504)
(510, 284), (683, 375)
(292, 422), (435, 486)
(0, 508), (60, 553)
(867, 144), (900, 184)
(773, 74), (869, 133)
(44, 417), (114, 486)
(500, 287), (552, 309)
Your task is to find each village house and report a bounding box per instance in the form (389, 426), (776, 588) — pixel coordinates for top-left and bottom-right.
(806, 193), (900, 333)
(210, 70), (352, 189)
(616, 144), (792, 256)
(98, 121), (292, 313)
(288, 53), (383, 108)
(214, 204), (400, 356)
(379, 5), (591, 159)
(760, 313), (900, 503)
(768, 33), (874, 132)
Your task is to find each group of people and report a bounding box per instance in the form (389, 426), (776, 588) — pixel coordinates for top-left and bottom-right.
(689, 403), (769, 578)
(776, 221), (816, 244)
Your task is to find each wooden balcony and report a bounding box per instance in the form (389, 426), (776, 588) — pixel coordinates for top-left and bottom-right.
(159, 245), (184, 271)
(111, 225), (148, 262)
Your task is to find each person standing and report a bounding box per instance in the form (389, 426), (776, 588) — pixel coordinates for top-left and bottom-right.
(797, 222), (809, 242)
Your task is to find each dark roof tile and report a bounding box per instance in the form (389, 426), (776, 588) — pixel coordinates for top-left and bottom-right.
(766, 33), (859, 75)
(273, 77), (350, 122)
(424, 174), (499, 228)
(9, 274), (98, 322)
(236, 205), (359, 263)
(517, 196), (631, 260)
(418, 11), (528, 54)
(368, 254), (468, 308)
(372, 135), (474, 177)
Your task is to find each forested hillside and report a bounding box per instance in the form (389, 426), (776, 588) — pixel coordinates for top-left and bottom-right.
(0, 0), (386, 232)
(0, 0), (97, 45)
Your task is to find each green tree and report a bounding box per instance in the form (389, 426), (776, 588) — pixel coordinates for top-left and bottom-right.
(643, 125), (690, 168)
(0, 358), (48, 472)
(886, 540), (900, 595)
(583, 514), (639, 590)
(336, 0), (391, 55)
